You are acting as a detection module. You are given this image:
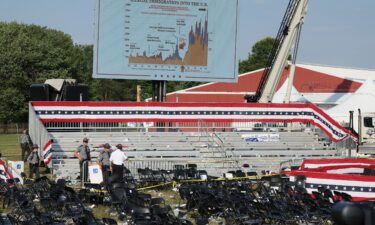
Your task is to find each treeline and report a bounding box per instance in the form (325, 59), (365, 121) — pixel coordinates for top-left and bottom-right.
(0, 22), (274, 123)
(0, 22), (201, 123)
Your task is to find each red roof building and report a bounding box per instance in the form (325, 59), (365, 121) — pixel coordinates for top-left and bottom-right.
(165, 63), (374, 110)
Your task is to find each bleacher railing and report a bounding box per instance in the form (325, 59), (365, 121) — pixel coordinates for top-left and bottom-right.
(43, 121), (306, 132)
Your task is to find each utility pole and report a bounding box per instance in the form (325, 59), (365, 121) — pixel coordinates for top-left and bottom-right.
(136, 85), (142, 102)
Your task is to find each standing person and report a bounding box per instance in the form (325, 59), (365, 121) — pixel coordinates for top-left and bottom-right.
(74, 137), (91, 182)
(97, 143), (112, 186)
(20, 129), (30, 162)
(109, 144), (128, 183)
(27, 144), (40, 179)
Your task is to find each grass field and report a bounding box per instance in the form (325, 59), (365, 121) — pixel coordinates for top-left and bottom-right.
(0, 134), (21, 160)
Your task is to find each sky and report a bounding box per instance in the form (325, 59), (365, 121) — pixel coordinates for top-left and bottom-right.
(0, 0), (374, 70)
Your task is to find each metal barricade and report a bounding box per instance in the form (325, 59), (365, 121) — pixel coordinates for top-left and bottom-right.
(125, 160), (176, 178)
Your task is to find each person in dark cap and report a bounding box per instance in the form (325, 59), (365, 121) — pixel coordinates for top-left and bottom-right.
(27, 144), (41, 179)
(74, 137), (91, 182)
(109, 144), (128, 183)
(97, 143), (112, 186)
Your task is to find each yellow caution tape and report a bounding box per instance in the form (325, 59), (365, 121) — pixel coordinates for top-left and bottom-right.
(77, 174), (278, 193)
(136, 181), (174, 191)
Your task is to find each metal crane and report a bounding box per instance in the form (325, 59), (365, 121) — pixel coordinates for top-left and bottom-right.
(245, 0), (309, 103)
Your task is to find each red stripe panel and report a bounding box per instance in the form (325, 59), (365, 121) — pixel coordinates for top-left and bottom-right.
(305, 165), (375, 173)
(301, 158), (375, 169)
(43, 139), (53, 151)
(291, 170), (375, 182)
(351, 197), (375, 201)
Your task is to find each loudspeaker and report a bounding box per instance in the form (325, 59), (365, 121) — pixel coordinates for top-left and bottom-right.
(30, 84), (50, 101)
(64, 84), (89, 101)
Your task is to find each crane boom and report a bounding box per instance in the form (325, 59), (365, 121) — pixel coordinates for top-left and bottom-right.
(245, 0), (308, 103)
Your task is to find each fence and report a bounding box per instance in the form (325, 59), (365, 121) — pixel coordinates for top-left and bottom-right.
(124, 159), (176, 177)
(0, 123), (28, 134)
(42, 121), (310, 133)
(124, 159), (240, 179)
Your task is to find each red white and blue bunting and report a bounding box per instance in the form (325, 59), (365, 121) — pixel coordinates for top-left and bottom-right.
(42, 139), (53, 168)
(291, 158), (375, 201)
(31, 102), (355, 142)
(300, 158), (375, 170)
(0, 159), (13, 181)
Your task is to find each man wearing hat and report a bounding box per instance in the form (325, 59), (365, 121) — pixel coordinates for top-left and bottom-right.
(109, 144), (128, 183)
(97, 143), (112, 185)
(27, 144), (41, 179)
(74, 137), (91, 182)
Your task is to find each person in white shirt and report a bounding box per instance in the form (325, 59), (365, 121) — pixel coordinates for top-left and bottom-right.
(109, 144), (128, 183)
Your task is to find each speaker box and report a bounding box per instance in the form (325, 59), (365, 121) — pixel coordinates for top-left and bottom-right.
(64, 84), (89, 101)
(30, 84), (50, 101)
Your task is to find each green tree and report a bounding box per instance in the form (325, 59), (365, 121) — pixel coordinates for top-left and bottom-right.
(0, 22), (82, 123)
(70, 44), (93, 84)
(0, 88), (26, 123)
(239, 37), (276, 74)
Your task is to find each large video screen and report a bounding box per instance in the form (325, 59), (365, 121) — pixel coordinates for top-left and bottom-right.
(93, 0), (239, 82)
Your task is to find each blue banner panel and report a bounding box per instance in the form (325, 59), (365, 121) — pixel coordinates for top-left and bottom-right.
(93, 0), (239, 82)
